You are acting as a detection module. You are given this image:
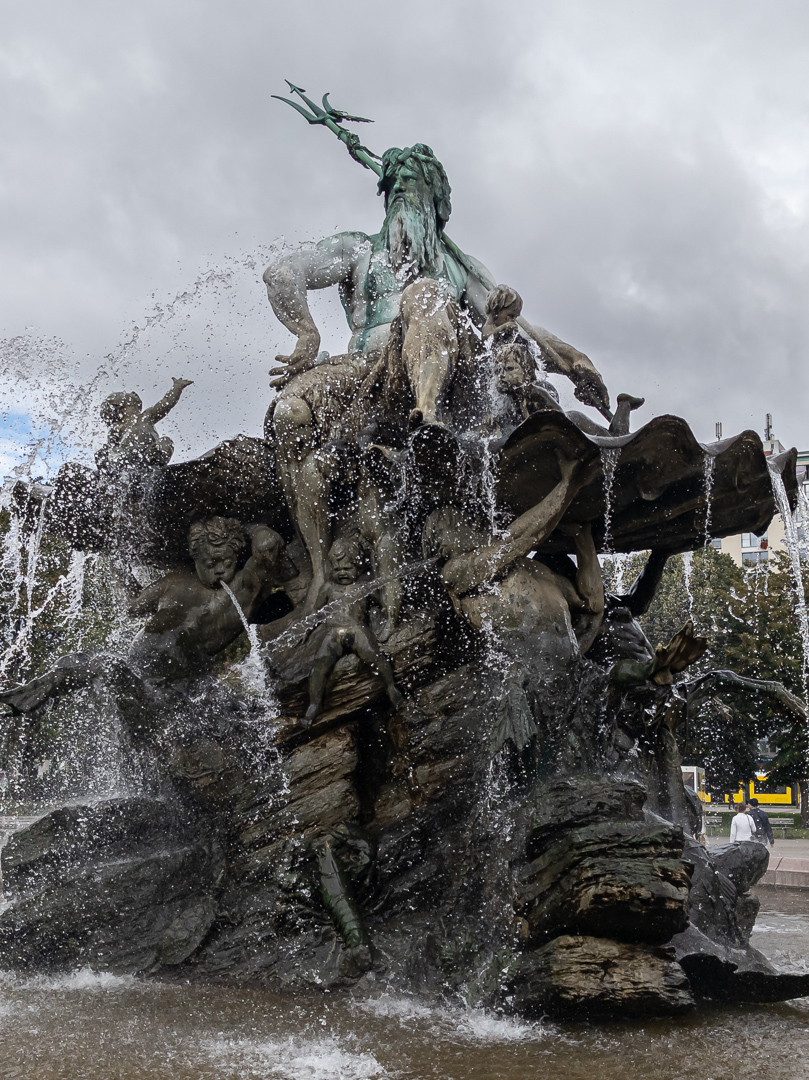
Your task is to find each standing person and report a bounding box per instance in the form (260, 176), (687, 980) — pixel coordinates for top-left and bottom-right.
(729, 800), (756, 843)
(747, 797), (776, 848)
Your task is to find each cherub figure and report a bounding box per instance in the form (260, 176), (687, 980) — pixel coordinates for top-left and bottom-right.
(301, 537), (404, 725)
(483, 286), (643, 438)
(95, 376), (193, 474)
(0, 517), (288, 715)
(128, 516), (289, 666)
(495, 339), (644, 438)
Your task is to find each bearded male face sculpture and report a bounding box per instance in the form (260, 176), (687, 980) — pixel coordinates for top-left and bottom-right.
(377, 144), (452, 278)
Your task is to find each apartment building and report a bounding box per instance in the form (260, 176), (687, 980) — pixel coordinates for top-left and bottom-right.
(714, 417), (808, 568)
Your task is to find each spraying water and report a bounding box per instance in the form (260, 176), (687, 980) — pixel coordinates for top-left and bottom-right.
(682, 550), (695, 619)
(0, 503), (91, 682)
(63, 550), (87, 625)
(798, 484), (809, 563)
(220, 581), (271, 698)
(768, 461), (809, 699)
(599, 447), (621, 553)
(702, 452), (716, 544)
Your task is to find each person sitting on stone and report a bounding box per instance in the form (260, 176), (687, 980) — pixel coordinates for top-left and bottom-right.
(0, 516), (288, 716)
(298, 537), (404, 725)
(95, 376), (193, 474)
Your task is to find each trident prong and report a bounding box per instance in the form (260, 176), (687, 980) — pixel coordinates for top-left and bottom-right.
(273, 80), (383, 174)
(271, 81), (328, 125)
(270, 94), (325, 125)
(321, 93), (373, 125)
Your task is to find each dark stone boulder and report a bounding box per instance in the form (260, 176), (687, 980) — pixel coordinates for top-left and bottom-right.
(712, 840), (770, 893)
(509, 935), (695, 1017)
(515, 778), (690, 946)
(682, 838), (767, 948)
(520, 776), (648, 850)
(672, 923), (809, 1003)
(517, 820), (690, 945)
(0, 797), (223, 973)
(668, 838), (809, 1002)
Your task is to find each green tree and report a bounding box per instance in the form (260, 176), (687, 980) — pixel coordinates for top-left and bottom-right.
(603, 546), (809, 813)
(0, 505), (125, 786)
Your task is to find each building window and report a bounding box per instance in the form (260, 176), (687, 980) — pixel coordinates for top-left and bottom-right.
(742, 550), (769, 567)
(741, 531), (768, 549)
(710, 539), (722, 550)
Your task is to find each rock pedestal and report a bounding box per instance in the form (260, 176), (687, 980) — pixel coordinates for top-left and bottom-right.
(0, 798), (223, 972)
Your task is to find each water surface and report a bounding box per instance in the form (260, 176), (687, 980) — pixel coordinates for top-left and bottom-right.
(1, 887), (807, 1080)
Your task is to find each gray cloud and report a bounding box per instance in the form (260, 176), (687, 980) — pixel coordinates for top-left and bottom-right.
(2, 0), (808, 469)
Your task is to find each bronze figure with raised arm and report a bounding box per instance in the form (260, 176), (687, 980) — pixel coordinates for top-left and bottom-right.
(423, 453), (605, 672)
(95, 376), (193, 473)
(265, 143), (613, 603)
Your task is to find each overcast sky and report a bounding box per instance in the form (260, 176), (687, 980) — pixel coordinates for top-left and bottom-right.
(2, 0), (809, 476)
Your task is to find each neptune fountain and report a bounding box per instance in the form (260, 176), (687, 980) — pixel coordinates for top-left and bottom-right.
(0, 85), (807, 1018)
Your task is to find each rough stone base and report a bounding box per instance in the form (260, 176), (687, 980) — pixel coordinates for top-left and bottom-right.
(510, 935), (695, 1017)
(0, 798), (223, 973)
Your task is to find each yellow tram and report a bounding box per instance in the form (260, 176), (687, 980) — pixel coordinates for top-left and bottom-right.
(682, 765), (795, 806)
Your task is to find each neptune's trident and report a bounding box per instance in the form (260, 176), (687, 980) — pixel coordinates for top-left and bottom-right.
(271, 81), (383, 176)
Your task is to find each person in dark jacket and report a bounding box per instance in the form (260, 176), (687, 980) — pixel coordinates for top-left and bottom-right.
(747, 798), (775, 847)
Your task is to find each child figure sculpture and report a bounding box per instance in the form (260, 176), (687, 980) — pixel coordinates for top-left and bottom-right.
(95, 376), (193, 474)
(484, 285), (643, 438)
(0, 517), (288, 716)
(303, 538), (404, 725)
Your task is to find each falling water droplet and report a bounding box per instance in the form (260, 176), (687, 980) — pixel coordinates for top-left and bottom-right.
(768, 460), (809, 699)
(682, 550), (695, 619)
(702, 452), (716, 545)
(600, 447), (621, 553)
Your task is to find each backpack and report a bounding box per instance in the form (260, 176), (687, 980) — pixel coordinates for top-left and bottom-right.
(748, 808), (767, 840)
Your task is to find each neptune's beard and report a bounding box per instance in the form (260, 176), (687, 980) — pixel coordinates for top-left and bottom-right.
(382, 194), (442, 282)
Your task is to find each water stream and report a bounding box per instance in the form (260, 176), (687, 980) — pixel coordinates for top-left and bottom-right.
(0, 883), (806, 1080)
(682, 550), (695, 619)
(599, 447), (621, 553)
(611, 551), (631, 596)
(220, 581), (272, 698)
(768, 461), (809, 698)
(798, 485), (809, 563)
(702, 451), (716, 544)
